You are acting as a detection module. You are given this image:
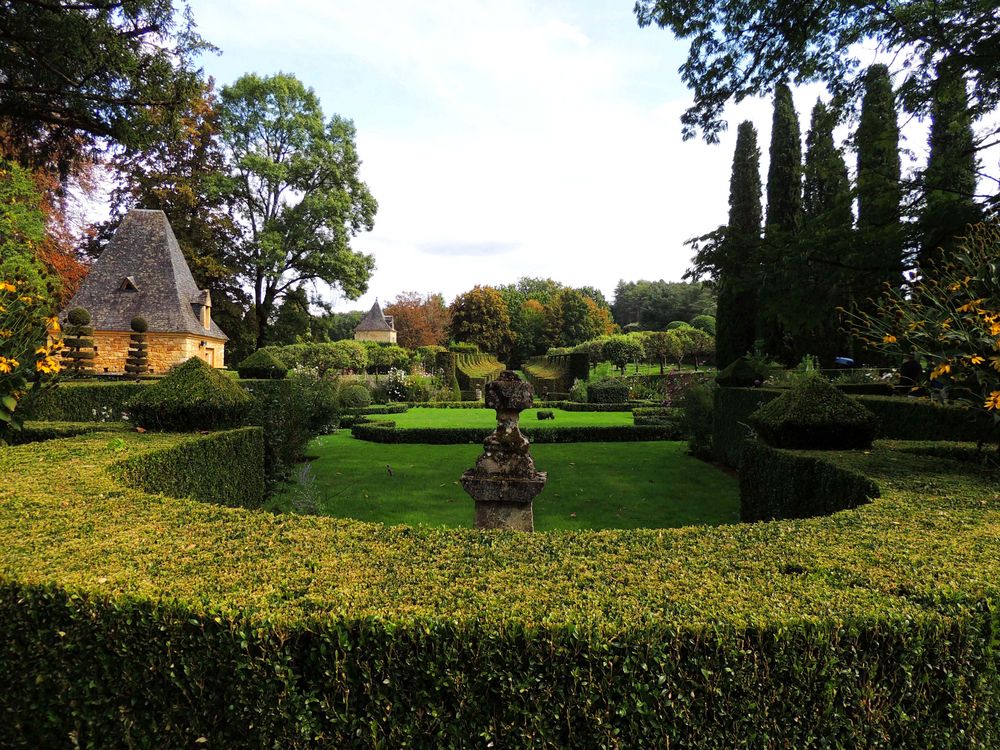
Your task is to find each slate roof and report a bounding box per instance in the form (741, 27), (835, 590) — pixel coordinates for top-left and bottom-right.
(355, 300), (394, 332)
(63, 209), (228, 340)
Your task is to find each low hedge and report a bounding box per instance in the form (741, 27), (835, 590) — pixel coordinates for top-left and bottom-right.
(343, 404), (409, 416)
(740, 440), (880, 522)
(537, 401), (648, 412)
(714, 387), (998, 468)
(0, 434), (998, 746)
(350, 423), (683, 444)
(632, 407), (685, 429)
(108, 427), (265, 508)
(9, 420), (131, 445)
(22, 381), (145, 422)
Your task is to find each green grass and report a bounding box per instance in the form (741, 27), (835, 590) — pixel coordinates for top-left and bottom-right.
(590, 362), (714, 378)
(385, 407), (635, 428)
(269, 431), (739, 529)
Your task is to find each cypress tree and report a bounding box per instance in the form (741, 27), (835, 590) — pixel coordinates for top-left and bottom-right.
(716, 120), (763, 367)
(759, 82), (803, 361)
(855, 64), (902, 310)
(920, 60), (982, 269)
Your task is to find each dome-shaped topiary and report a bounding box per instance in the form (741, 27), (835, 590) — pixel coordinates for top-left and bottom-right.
(716, 357), (769, 387)
(237, 349), (289, 380)
(130, 316), (148, 333)
(748, 376), (878, 450)
(340, 382), (372, 408)
(67, 307), (91, 326)
(127, 357), (251, 431)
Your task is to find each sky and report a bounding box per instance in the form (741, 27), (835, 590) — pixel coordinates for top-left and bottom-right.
(186, 0), (960, 312)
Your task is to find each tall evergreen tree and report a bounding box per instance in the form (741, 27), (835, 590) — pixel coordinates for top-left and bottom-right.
(759, 82), (803, 361)
(920, 61), (982, 269)
(854, 64), (902, 310)
(715, 121), (763, 366)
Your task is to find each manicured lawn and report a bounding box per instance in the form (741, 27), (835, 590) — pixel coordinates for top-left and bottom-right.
(589, 362), (715, 379)
(270, 431), (739, 530)
(386, 407), (635, 428)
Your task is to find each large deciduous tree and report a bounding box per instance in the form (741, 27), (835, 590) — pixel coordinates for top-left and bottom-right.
(920, 60), (983, 269)
(633, 0), (1000, 151)
(384, 292), (451, 348)
(716, 121), (763, 366)
(0, 0), (206, 176)
(854, 65), (902, 311)
(218, 73), (377, 349)
(449, 286), (513, 356)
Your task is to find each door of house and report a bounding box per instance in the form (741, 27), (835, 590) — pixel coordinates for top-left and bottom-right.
(205, 347), (215, 367)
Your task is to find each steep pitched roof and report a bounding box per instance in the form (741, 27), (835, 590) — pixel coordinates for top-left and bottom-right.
(63, 209), (228, 340)
(355, 300), (394, 332)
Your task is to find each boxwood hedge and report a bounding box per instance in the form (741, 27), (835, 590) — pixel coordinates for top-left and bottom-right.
(349, 423), (682, 444)
(0, 429), (999, 746)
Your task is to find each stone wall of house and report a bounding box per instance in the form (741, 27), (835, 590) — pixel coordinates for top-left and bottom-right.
(354, 330), (397, 344)
(91, 331), (226, 374)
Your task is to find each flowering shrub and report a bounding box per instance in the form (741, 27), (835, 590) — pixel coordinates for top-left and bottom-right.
(848, 222), (1000, 436)
(0, 280), (62, 444)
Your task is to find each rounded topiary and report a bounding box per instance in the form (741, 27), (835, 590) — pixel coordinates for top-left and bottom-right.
(62, 306), (95, 377)
(236, 349), (289, 380)
(690, 314), (717, 336)
(125, 317), (149, 379)
(127, 356), (251, 431)
(748, 375), (878, 450)
(666, 320), (690, 330)
(67, 307), (91, 326)
(340, 382), (372, 409)
(716, 357), (769, 387)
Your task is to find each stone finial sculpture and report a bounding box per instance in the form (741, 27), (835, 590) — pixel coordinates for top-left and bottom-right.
(461, 371), (547, 531)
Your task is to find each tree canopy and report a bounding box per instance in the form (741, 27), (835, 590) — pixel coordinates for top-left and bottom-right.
(633, 0), (1000, 145)
(0, 0), (206, 174)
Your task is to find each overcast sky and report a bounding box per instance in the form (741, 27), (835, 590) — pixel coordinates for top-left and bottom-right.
(188, 0), (962, 312)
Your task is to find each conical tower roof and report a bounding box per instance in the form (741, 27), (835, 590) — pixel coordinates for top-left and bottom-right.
(63, 209), (227, 340)
(355, 299), (394, 332)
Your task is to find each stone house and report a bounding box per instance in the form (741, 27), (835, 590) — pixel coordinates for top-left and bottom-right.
(353, 300), (397, 343)
(62, 209), (228, 373)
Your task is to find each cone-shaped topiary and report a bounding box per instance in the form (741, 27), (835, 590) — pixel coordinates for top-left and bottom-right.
(127, 356), (251, 431)
(748, 375), (878, 450)
(62, 307), (95, 377)
(716, 357), (768, 387)
(124, 316), (149, 379)
(237, 349), (288, 380)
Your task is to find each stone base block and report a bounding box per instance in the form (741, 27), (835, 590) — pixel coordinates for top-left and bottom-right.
(474, 500), (535, 532)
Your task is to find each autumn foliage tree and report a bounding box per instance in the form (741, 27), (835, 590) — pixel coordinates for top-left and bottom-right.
(385, 292), (450, 348)
(449, 286), (513, 356)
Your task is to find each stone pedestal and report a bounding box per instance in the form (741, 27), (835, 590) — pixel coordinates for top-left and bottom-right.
(461, 371), (546, 531)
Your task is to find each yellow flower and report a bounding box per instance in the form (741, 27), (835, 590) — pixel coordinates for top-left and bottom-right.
(35, 356), (61, 375)
(0, 281), (16, 293)
(0, 356), (19, 374)
(991, 356), (1000, 373)
(0, 329), (12, 338)
(956, 299), (985, 313)
(47, 317), (61, 334)
(882, 334), (897, 344)
(17, 295), (33, 304)
(969, 355), (985, 365)
(984, 391), (1000, 411)
(930, 362), (952, 379)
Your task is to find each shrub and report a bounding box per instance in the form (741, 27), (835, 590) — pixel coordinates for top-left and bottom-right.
(124, 317), (149, 379)
(689, 314), (717, 335)
(448, 341), (480, 354)
(236, 349), (288, 380)
(748, 376), (878, 450)
(340, 382), (372, 408)
(536, 410), (555, 420)
(127, 357), (251, 431)
(681, 382), (715, 459)
(23, 381), (145, 422)
(587, 378), (630, 403)
(715, 356), (768, 387)
(351, 423), (680, 443)
(569, 378), (588, 402)
(62, 306), (95, 378)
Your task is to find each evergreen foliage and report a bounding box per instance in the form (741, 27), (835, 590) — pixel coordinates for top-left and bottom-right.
(124, 316), (149, 379)
(748, 376), (878, 450)
(269, 286), (312, 345)
(920, 61), (982, 269)
(127, 357), (251, 431)
(340, 383), (372, 409)
(716, 121), (762, 366)
(236, 349), (288, 380)
(855, 65), (902, 310)
(448, 285), (513, 356)
(62, 307), (95, 378)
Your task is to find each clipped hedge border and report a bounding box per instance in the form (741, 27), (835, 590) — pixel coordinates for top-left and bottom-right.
(343, 404), (409, 416)
(108, 427), (265, 508)
(2, 424), (1000, 745)
(536, 401), (650, 412)
(23, 381), (144, 422)
(714, 388), (997, 468)
(740, 440), (880, 522)
(350, 423), (681, 444)
(10, 420), (131, 445)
